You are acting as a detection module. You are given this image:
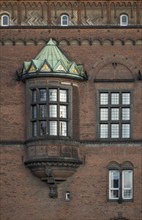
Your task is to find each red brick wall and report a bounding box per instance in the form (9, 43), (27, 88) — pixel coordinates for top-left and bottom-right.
(0, 145), (142, 220)
(0, 27), (142, 220)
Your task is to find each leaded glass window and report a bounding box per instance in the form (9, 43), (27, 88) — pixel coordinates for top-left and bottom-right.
(99, 92), (131, 139)
(30, 87), (70, 138)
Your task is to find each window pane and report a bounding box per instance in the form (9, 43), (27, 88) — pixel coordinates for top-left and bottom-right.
(100, 124), (108, 138)
(122, 93), (130, 105)
(111, 108), (119, 120)
(110, 190), (119, 199)
(123, 189), (132, 199)
(122, 170), (132, 199)
(49, 89), (57, 101)
(49, 105), (57, 117)
(63, 16), (68, 25)
(3, 15), (9, 26)
(122, 15), (127, 23)
(111, 93), (119, 105)
(60, 105), (67, 118)
(60, 90), (67, 102)
(39, 89), (46, 102)
(111, 171), (120, 188)
(32, 122), (37, 136)
(32, 106), (37, 119)
(111, 124), (119, 138)
(122, 108), (130, 120)
(123, 171), (132, 188)
(40, 121), (47, 136)
(39, 105), (47, 118)
(109, 171), (120, 199)
(32, 90), (37, 102)
(122, 124), (130, 138)
(100, 108), (108, 121)
(49, 121), (57, 135)
(60, 121), (67, 136)
(100, 93), (108, 105)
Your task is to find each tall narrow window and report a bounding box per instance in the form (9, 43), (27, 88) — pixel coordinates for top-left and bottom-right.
(30, 87), (70, 138)
(120, 14), (128, 26)
(109, 170), (120, 199)
(1, 14), (9, 26)
(61, 14), (69, 26)
(99, 91), (131, 139)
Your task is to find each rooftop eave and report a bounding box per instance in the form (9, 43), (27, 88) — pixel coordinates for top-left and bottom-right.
(20, 71), (88, 81)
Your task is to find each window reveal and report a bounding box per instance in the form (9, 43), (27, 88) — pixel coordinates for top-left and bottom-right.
(31, 88), (69, 137)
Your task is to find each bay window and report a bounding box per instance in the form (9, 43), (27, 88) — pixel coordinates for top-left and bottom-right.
(30, 87), (70, 138)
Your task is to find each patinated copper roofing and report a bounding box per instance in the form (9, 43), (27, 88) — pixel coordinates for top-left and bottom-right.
(20, 39), (87, 81)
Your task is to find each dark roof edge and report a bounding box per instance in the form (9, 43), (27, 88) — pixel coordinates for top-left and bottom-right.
(0, 25), (142, 30)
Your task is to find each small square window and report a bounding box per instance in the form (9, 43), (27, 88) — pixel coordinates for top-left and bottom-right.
(111, 93), (119, 105)
(122, 124), (130, 138)
(111, 124), (119, 138)
(60, 105), (67, 118)
(60, 90), (67, 102)
(100, 93), (108, 105)
(122, 108), (130, 120)
(49, 121), (57, 135)
(61, 15), (69, 26)
(39, 89), (46, 102)
(49, 105), (57, 118)
(1, 15), (9, 26)
(60, 121), (67, 136)
(100, 108), (108, 121)
(100, 124), (108, 138)
(39, 105), (47, 118)
(111, 108), (119, 120)
(120, 14), (128, 26)
(49, 89), (57, 101)
(40, 121), (47, 136)
(122, 93), (130, 105)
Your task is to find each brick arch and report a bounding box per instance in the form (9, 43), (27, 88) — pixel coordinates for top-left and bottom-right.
(89, 55), (137, 81)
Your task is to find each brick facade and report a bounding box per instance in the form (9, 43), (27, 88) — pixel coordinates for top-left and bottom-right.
(0, 1), (142, 220)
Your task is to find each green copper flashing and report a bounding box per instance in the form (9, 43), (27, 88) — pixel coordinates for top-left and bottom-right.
(20, 38), (87, 81)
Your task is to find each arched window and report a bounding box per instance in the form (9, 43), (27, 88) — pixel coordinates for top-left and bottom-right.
(61, 14), (69, 26)
(1, 14), (9, 26)
(108, 162), (133, 202)
(120, 14), (128, 26)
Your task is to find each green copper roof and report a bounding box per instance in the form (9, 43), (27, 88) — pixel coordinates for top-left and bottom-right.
(20, 38), (87, 81)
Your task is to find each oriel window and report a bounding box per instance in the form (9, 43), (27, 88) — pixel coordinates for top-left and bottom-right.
(30, 87), (70, 138)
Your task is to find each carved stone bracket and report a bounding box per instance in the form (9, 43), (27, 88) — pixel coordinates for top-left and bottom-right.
(45, 166), (58, 198)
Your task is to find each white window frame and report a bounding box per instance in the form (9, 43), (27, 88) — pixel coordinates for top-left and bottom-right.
(122, 170), (133, 200)
(109, 170), (133, 201)
(109, 170), (120, 200)
(120, 14), (128, 26)
(1, 14), (10, 26)
(61, 14), (69, 26)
